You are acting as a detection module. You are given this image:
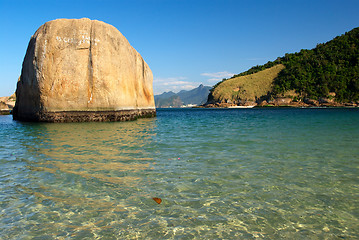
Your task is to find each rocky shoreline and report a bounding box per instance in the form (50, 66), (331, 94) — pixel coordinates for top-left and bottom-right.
(0, 94), (16, 115)
(12, 109), (156, 122)
(201, 97), (358, 108)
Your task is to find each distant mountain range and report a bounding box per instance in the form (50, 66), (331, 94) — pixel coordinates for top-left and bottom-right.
(154, 84), (211, 108)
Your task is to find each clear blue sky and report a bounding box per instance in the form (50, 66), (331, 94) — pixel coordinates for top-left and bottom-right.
(0, 0), (358, 96)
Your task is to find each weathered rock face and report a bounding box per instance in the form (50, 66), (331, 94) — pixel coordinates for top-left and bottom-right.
(13, 18), (155, 122)
(273, 97), (292, 106)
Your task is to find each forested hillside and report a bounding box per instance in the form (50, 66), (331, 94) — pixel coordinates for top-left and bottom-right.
(212, 27), (359, 103)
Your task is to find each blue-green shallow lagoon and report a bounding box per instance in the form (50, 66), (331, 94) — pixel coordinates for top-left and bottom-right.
(1, 108), (358, 239)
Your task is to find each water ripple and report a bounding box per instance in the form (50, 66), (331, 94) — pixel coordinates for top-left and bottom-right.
(0, 109), (358, 239)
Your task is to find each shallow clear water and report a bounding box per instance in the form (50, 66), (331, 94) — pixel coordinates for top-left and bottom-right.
(0, 108), (358, 239)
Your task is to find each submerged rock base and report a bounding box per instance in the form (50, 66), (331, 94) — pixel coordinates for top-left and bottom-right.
(13, 109), (156, 123)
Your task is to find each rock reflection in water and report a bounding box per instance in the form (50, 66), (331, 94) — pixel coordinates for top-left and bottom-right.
(12, 118), (158, 238)
(28, 118), (156, 186)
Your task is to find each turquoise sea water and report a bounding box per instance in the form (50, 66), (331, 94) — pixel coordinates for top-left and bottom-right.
(0, 108), (358, 239)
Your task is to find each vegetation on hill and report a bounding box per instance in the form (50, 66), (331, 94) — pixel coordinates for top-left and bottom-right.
(210, 27), (359, 103)
(209, 64), (285, 103)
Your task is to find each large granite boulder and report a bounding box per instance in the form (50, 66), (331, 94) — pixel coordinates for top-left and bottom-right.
(13, 18), (155, 122)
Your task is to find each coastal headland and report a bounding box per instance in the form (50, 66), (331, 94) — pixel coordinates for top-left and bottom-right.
(203, 27), (359, 108)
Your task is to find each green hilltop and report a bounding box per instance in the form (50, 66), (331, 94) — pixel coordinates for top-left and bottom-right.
(208, 27), (359, 105)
